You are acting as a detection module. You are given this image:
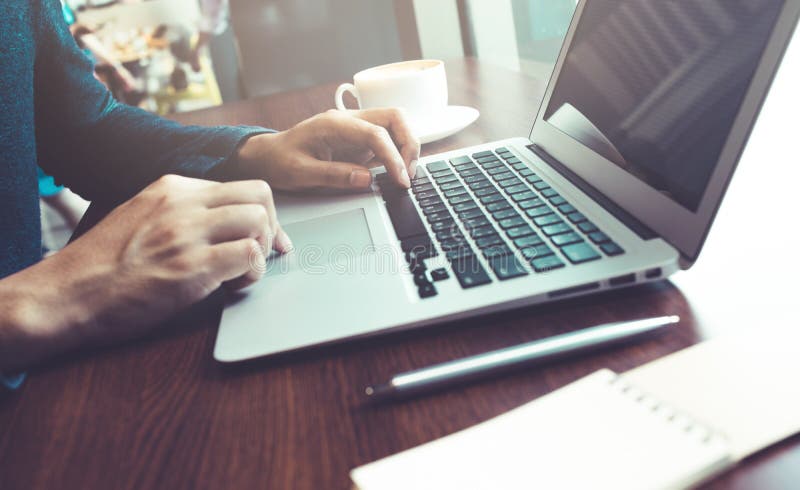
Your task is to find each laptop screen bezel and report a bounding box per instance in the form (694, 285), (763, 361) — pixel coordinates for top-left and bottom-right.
(529, 0), (800, 266)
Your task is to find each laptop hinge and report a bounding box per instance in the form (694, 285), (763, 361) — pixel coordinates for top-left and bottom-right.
(527, 144), (657, 240)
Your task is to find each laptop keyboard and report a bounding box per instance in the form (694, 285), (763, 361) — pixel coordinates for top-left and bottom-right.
(376, 147), (625, 299)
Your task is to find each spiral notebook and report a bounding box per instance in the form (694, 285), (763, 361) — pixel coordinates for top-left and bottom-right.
(351, 327), (800, 490)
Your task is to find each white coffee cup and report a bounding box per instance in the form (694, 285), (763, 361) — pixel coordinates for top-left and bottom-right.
(335, 60), (448, 122)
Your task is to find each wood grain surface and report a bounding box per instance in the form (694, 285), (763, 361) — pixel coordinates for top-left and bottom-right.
(2, 58), (798, 490)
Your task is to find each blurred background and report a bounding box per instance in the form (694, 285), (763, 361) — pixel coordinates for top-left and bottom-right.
(44, 0), (578, 249)
(61, 0), (579, 113)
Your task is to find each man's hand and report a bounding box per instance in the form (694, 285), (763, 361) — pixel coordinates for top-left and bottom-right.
(236, 108), (421, 191)
(0, 175), (289, 371)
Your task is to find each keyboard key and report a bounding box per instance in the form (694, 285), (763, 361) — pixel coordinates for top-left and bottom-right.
(533, 181), (550, 191)
(567, 212), (587, 224)
(434, 174), (458, 185)
(477, 156), (501, 165)
(450, 156), (472, 166)
(472, 151), (494, 159)
(411, 176), (431, 187)
(493, 171), (515, 181)
(600, 242), (625, 256)
(498, 178), (523, 188)
(487, 166), (508, 176)
(421, 203), (447, 215)
(482, 161), (504, 171)
(588, 231), (611, 244)
(458, 208), (484, 220)
(557, 203), (575, 214)
(486, 200), (512, 212)
(417, 196), (442, 207)
(431, 219), (456, 232)
(475, 234), (504, 249)
(445, 246), (475, 261)
(449, 194), (473, 205)
(385, 195), (426, 239)
(482, 244), (513, 259)
(518, 198), (545, 210)
(506, 225), (535, 239)
(432, 168), (453, 179)
(511, 163), (528, 172)
(495, 147), (510, 154)
(533, 215), (563, 227)
(519, 168), (535, 177)
(470, 226), (496, 239)
(416, 190), (440, 201)
(426, 211), (452, 223)
(531, 255), (565, 272)
(443, 187), (468, 198)
(431, 268), (450, 281)
(427, 161), (449, 172)
(464, 216), (490, 229)
(514, 234), (544, 248)
(418, 282), (438, 299)
(578, 221), (599, 233)
(439, 181), (463, 191)
(511, 191), (537, 202)
(562, 243), (601, 264)
(455, 162), (478, 172)
(542, 223), (572, 236)
(506, 184), (530, 195)
(499, 216), (527, 229)
(525, 174), (542, 183)
(436, 229), (462, 242)
(401, 235), (435, 254)
(480, 193), (505, 205)
(413, 270), (429, 286)
(474, 187), (498, 198)
(451, 255), (492, 288)
(453, 201), (478, 213)
(551, 232), (583, 247)
(527, 206), (554, 218)
(460, 168), (482, 177)
(489, 256), (529, 280)
(411, 183), (434, 194)
(541, 189), (559, 199)
(521, 244), (554, 260)
(440, 237), (469, 251)
(469, 180), (492, 191)
(549, 196), (567, 206)
(506, 157), (522, 164)
(464, 174), (488, 184)
(492, 209), (519, 221)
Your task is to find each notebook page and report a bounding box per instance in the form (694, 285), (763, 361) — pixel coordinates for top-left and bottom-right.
(351, 370), (732, 490)
(624, 326), (800, 461)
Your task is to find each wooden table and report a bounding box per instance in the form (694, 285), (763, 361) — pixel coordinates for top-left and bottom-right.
(2, 57), (799, 489)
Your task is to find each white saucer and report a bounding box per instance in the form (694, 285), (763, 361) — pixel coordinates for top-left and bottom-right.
(411, 106), (480, 144)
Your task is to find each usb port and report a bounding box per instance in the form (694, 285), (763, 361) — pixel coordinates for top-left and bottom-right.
(609, 273), (636, 287)
(645, 268), (662, 279)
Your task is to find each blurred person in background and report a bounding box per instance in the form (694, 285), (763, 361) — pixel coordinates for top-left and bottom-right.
(190, 0), (244, 102)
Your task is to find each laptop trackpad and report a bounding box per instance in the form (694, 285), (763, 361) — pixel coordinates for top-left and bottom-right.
(265, 209), (374, 275)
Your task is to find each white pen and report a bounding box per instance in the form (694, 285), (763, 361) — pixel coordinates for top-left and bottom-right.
(364, 315), (679, 401)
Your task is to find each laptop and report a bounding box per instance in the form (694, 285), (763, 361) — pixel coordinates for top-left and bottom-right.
(215, 0), (800, 362)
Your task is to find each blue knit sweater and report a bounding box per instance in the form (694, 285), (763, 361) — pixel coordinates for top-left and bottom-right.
(0, 0), (265, 281)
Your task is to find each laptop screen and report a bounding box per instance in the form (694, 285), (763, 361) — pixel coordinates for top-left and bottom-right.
(544, 0), (785, 211)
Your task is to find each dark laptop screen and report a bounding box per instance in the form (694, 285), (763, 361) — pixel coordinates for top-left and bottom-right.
(544, 0), (785, 211)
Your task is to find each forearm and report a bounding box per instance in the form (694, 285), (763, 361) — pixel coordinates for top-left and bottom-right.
(0, 254), (99, 371)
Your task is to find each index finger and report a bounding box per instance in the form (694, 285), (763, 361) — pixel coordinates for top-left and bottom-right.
(323, 112), (411, 188)
(355, 108), (421, 178)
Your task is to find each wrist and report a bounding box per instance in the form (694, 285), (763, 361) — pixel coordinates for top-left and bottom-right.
(235, 132), (280, 181)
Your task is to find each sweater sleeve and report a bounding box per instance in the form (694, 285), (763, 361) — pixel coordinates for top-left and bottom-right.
(32, 0), (269, 204)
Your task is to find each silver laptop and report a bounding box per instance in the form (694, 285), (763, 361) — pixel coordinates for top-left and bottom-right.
(215, 0), (800, 362)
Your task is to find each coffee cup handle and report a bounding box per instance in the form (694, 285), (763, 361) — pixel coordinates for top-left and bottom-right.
(335, 83), (360, 111)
